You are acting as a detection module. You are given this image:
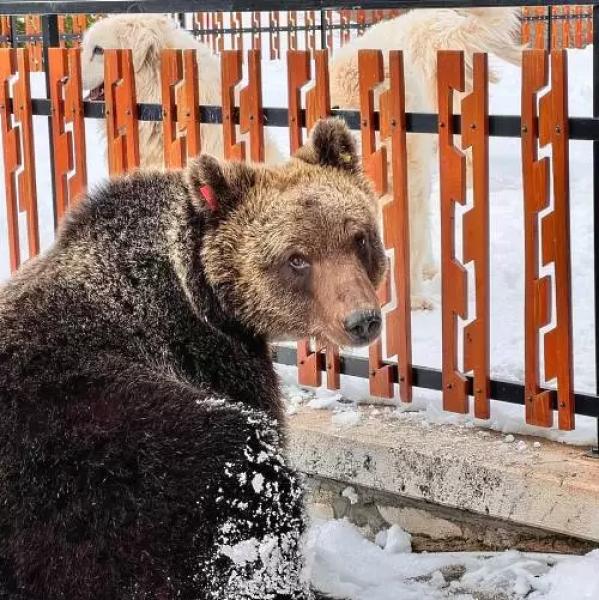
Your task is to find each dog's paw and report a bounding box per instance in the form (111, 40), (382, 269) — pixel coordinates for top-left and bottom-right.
(411, 295), (435, 311)
(422, 262), (438, 281)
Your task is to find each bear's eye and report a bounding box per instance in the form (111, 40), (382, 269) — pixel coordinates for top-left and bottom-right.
(288, 254), (310, 271)
(355, 232), (368, 251)
(93, 46), (104, 57)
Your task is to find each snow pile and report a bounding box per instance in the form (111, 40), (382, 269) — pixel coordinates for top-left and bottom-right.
(307, 519), (599, 600)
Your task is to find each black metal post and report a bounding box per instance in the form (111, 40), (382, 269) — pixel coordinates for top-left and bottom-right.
(592, 2), (599, 456)
(41, 14), (59, 229)
(10, 16), (19, 48)
(547, 5), (552, 49)
(319, 9), (327, 51)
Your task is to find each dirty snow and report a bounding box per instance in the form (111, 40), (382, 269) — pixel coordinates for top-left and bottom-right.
(0, 48), (597, 444)
(307, 519), (599, 600)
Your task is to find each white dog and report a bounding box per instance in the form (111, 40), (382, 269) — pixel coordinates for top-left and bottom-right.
(81, 15), (283, 168)
(330, 8), (523, 308)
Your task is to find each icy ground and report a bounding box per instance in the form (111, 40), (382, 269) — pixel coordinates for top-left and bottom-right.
(307, 519), (599, 600)
(0, 48), (596, 444)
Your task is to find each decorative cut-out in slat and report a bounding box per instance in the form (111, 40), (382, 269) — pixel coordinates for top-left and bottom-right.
(305, 11), (316, 54)
(48, 47), (87, 223)
(379, 50), (412, 403)
(437, 51), (469, 414)
(104, 49), (140, 176)
(161, 49), (200, 169)
(461, 53), (490, 419)
(358, 50), (393, 399)
(521, 49), (574, 430)
(0, 48), (39, 272)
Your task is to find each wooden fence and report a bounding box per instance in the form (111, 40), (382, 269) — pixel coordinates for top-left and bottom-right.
(0, 43), (587, 431)
(0, 6), (594, 73)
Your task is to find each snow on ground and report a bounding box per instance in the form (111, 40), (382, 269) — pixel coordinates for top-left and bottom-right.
(307, 519), (599, 600)
(0, 47), (597, 443)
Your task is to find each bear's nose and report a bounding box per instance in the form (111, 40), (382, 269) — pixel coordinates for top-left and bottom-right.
(343, 309), (382, 345)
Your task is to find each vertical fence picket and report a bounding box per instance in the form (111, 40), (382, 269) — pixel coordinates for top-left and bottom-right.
(340, 10), (350, 47)
(289, 11), (298, 52)
(539, 50), (575, 430)
(251, 12), (261, 52)
(287, 49), (320, 387)
(231, 12), (242, 52)
(358, 49), (393, 399)
(48, 47), (87, 223)
(522, 7), (531, 46)
(104, 49), (139, 176)
(161, 49), (200, 170)
(306, 50), (339, 390)
(240, 49), (264, 163)
(0, 18), (11, 48)
(437, 51), (469, 414)
(0, 49), (39, 271)
(221, 50), (244, 161)
(521, 49), (553, 428)
(575, 6), (584, 48)
(25, 15), (43, 71)
(461, 53), (490, 419)
(306, 11), (316, 54)
(269, 12), (280, 61)
(379, 50), (412, 403)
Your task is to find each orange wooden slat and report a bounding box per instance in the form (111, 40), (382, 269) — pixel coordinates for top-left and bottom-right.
(575, 6), (584, 49)
(437, 51), (469, 414)
(324, 11), (333, 55)
(220, 50), (244, 161)
(286, 50), (311, 155)
(288, 11), (298, 52)
(538, 50), (574, 430)
(269, 12), (280, 61)
(305, 10), (316, 54)
(239, 49), (264, 163)
(0, 49), (21, 271)
(535, 7), (546, 49)
(586, 7), (593, 46)
(0, 17), (11, 49)
(305, 50), (338, 390)
(358, 50), (393, 399)
(161, 49), (201, 169)
(251, 11), (261, 51)
(379, 50), (413, 403)
(521, 7), (531, 46)
(562, 6), (570, 49)
(25, 15), (43, 71)
(104, 49), (140, 176)
(339, 10), (351, 47)
(521, 49), (553, 427)
(231, 12), (242, 52)
(0, 49), (39, 271)
(287, 49), (320, 388)
(14, 49), (39, 259)
(461, 53), (490, 419)
(48, 47), (87, 223)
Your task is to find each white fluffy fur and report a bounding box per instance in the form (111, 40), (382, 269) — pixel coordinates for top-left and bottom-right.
(330, 8), (523, 308)
(81, 15), (283, 169)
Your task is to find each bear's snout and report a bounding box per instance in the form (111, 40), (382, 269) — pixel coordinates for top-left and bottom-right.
(343, 309), (382, 346)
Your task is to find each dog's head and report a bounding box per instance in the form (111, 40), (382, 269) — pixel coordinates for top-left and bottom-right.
(81, 14), (174, 101)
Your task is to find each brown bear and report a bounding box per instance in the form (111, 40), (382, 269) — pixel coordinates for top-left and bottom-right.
(0, 118), (386, 599)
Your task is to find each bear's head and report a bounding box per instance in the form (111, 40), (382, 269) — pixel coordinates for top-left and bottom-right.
(185, 118), (387, 348)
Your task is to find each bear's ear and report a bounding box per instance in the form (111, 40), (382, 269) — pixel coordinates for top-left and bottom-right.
(185, 155), (257, 218)
(294, 118), (360, 174)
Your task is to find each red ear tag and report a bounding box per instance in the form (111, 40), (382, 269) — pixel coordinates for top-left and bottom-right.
(199, 185), (218, 212)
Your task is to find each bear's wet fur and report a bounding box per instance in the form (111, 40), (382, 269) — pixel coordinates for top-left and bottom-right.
(0, 119), (386, 599)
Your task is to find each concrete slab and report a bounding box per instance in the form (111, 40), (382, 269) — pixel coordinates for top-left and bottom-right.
(286, 406), (599, 543)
